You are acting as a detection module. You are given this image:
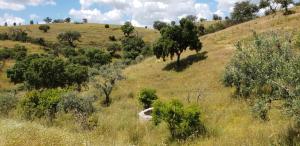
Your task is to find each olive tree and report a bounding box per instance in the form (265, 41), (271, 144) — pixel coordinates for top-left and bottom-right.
(153, 21), (168, 31)
(153, 18), (202, 66)
(44, 17), (52, 23)
(223, 32), (300, 122)
(92, 64), (124, 106)
(275, 0), (294, 15)
(121, 22), (134, 37)
(57, 31), (81, 47)
(231, 1), (259, 23)
(259, 0), (278, 14)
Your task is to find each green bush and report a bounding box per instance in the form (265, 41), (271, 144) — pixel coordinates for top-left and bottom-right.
(85, 48), (112, 66)
(39, 25), (50, 33)
(7, 55), (89, 89)
(105, 24), (110, 28)
(61, 47), (78, 57)
(0, 93), (18, 116)
(223, 31), (300, 122)
(108, 35), (117, 41)
(251, 98), (270, 121)
(58, 93), (95, 129)
(138, 88), (158, 109)
(0, 45), (27, 61)
(58, 93), (94, 115)
(152, 100), (206, 140)
(19, 89), (67, 120)
(122, 36), (145, 60)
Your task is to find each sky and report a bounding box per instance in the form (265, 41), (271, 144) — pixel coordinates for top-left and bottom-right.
(0, 0), (299, 26)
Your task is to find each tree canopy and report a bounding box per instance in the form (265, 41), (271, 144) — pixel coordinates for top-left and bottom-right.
(57, 31), (81, 47)
(153, 18), (202, 66)
(231, 1), (259, 23)
(121, 22), (135, 37)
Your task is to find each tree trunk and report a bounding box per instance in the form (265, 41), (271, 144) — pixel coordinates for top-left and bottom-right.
(176, 53), (181, 67)
(105, 93), (110, 106)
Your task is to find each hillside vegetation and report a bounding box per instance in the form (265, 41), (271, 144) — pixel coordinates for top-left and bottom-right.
(1, 6), (300, 146)
(0, 23), (159, 48)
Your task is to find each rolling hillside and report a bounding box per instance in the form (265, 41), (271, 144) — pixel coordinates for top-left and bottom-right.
(1, 7), (300, 146)
(0, 23), (158, 90)
(0, 23), (159, 48)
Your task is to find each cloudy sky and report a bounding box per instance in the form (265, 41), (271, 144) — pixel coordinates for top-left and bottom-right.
(0, 0), (299, 26)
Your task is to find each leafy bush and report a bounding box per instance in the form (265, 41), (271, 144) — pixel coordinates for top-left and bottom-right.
(7, 28), (28, 42)
(69, 55), (90, 66)
(122, 36), (145, 60)
(107, 43), (121, 57)
(7, 55), (89, 89)
(251, 98), (270, 121)
(108, 35), (117, 41)
(121, 22), (135, 37)
(152, 100), (206, 140)
(61, 47), (78, 57)
(0, 93), (18, 116)
(39, 25), (50, 33)
(57, 31), (81, 47)
(19, 89), (67, 120)
(0, 45), (27, 61)
(105, 24), (110, 28)
(85, 48), (112, 67)
(58, 93), (94, 115)
(138, 88), (158, 109)
(223, 32), (300, 122)
(58, 93), (95, 129)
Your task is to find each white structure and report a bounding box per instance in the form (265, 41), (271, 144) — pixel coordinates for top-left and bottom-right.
(138, 107), (153, 121)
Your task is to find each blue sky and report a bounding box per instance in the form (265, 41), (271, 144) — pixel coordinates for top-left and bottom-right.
(0, 0), (298, 26)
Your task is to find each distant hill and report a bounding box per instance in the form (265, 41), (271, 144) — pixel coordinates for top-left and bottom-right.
(0, 23), (159, 48)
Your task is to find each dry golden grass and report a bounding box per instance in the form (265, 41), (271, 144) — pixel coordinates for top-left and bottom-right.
(1, 7), (300, 146)
(0, 23), (159, 48)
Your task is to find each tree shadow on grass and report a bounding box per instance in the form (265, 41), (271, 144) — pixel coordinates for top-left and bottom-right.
(163, 51), (208, 72)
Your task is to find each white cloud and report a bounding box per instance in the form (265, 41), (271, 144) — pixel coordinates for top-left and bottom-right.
(0, 13), (25, 26)
(71, 0), (213, 26)
(30, 14), (39, 20)
(0, 0), (56, 11)
(69, 8), (123, 24)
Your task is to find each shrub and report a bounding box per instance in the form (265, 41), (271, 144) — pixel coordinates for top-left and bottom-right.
(153, 100), (206, 140)
(0, 32), (8, 40)
(39, 25), (50, 33)
(19, 89), (67, 120)
(138, 88), (158, 109)
(105, 24), (110, 28)
(122, 36), (145, 60)
(223, 31), (300, 122)
(121, 22), (135, 37)
(69, 55), (90, 66)
(29, 37), (46, 46)
(7, 55), (89, 89)
(7, 28), (28, 42)
(58, 93), (95, 129)
(108, 35), (117, 41)
(107, 43), (121, 57)
(0, 93), (18, 116)
(85, 48), (112, 66)
(251, 98), (270, 121)
(61, 47), (78, 57)
(58, 93), (94, 115)
(57, 31), (81, 47)
(0, 45), (27, 61)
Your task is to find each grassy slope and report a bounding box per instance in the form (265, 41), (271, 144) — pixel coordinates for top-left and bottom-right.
(1, 7), (300, 145)
(0, 23), (159, 48)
